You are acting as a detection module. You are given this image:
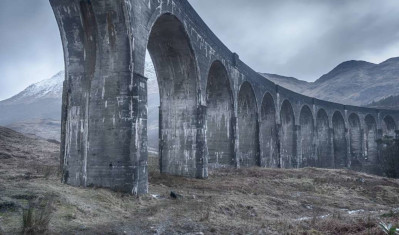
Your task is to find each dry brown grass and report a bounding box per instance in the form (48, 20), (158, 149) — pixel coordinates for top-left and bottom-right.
(1, 128), (399, 234)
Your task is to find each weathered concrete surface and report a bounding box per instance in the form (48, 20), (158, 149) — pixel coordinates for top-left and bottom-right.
(299, 106), (315, 167)
(316, 109), (332, 168)
(349, 113), (363, 170)
(332, 111), (348, 168)
(206, 61), (234, 168)
(51, 0), (399, 194)
(259, 93), (278, 167)
(237, 82), (259, 167)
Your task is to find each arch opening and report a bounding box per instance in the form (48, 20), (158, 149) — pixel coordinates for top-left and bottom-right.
(280, 100), (296, 168)
(299, 106), (315, 167)
(364, 115), (378, 172)
(238, 82), (258, 167)
(348, 113), (362, 168)
(382, 115), (397, 138)
(316, 109), (331, 168)
(332, 112), (347, 168)
(147, 14), (199, 177)
(206, 61), (234, 168)
(259, 93), (277, 167)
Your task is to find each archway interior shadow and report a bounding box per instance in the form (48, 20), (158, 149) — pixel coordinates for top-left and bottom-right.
(383, 115), (397, 138)
(299, 106), (314, 167)
(238, 83), (258, 167)
(259, 93), (277, 167)
(147, 13), (198, 177)
(316, 109), (331, 168)
(280, 100), (296, 168)
(349, 113), (362, 168)
(206, 61), (235, 168)
(333, 112), (347, 168)
(365, 115), (377, 163)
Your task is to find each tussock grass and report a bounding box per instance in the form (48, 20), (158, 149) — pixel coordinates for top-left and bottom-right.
(22, 195), (54, 235)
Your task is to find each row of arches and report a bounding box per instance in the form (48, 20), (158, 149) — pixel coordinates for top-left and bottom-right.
(147, 13), (397, 175)
(204, 63), (398, 170)
(234, 85), (397, 169)
(53, 2), (399, 194)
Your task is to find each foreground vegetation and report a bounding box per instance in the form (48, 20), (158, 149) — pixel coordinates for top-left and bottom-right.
(1, 126), (399, 234)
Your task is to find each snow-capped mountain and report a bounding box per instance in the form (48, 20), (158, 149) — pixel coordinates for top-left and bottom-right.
(1, 71), (64, 105)
(0, 72), (64, 141)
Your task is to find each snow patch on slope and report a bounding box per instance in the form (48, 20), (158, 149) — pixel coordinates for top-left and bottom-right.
(1, 71), (64, 105)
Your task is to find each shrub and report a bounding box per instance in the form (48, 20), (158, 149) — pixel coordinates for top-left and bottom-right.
(379, 221), (399, 235)
(22, 195), (54, 234)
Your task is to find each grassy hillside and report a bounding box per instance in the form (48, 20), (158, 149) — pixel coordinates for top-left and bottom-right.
(368, 95), (399, 110)
(1, 127), (399, 234)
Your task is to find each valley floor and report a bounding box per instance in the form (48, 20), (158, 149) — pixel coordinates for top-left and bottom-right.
(1, 127), (399, 234)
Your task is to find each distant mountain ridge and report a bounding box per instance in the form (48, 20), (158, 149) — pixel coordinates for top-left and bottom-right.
(315, 60), (375, 84)
(260, 73), (310, 93)
(367, 94), (399, 110)
(0, 71), (64, 127)
(1, 71), (64, 105)
(261, 57), (399, 106)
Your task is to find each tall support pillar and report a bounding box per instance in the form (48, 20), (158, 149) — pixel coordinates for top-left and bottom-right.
(276, 124), (282, 168)
(232, 116), (239, 168)
(345, 126), (351, 168)
(329, 127), (335, 168)
(377, 128), (383, 164)
(196, 105), (208, 178)
(294, 125), (300, 168)
(51, 0), (148, 194)
(131, 73), (149, 194)
(296, 125), (302, 168)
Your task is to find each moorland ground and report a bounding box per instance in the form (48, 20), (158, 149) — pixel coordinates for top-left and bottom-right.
(1, 126), (399, 234)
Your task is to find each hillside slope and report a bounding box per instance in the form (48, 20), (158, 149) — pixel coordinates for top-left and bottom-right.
(307, 58), (399, 105)
(0, 71), (63, 125)
(260, 58), (399, 106)
(368, 94), (399, 110)
(0, 126), (59, 168)
(260, 73), (310, 93)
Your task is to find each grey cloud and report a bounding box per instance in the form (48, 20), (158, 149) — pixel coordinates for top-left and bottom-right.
(0, 0), (63, 100)
(1, 0), (398, 100)
(189, 0), (399, 80)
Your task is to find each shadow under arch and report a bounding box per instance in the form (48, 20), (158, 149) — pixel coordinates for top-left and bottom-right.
(364, 114), (379, 173)
(280, 100), (296, 168)
(316, 109), (332, 168)
(259, 92), (278, 167)
(332, 111), (347, 168)
(382, 115), (397, 138)
(206, 61), (235, 168)
(348, 113), (362, 169)
(299, 105), (315, 167)
(238, 81), (259, 167)
(147, 13), (200, 177)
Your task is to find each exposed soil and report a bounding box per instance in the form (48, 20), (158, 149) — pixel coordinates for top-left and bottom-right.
(1, 126), (399, 234)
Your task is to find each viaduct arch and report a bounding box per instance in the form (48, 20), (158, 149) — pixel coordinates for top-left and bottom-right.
(51, 0), (399, 194)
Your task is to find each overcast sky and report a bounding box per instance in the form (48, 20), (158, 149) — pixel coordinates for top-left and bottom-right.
(1, 0), (399, 101)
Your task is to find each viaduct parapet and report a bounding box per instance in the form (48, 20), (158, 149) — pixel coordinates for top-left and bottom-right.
(50, 0), (399, 194)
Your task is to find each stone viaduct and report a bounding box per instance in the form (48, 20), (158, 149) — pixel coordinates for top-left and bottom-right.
(50, 0), (399, 194)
